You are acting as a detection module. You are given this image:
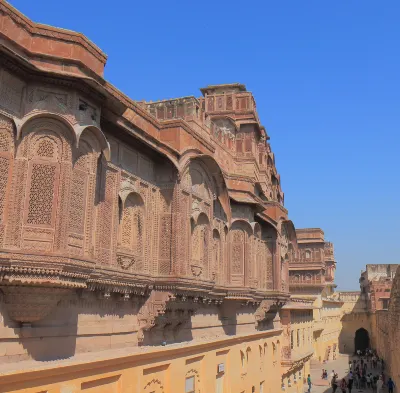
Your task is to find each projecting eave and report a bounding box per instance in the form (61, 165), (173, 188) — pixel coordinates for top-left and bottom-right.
(322, 298), (343, 305)
(297, 239), (325, 244)
(200, 83), (247, 95)
(229, 191), (265, 214)
(289, 263), (325, 271)
(282, 303), (316, 310)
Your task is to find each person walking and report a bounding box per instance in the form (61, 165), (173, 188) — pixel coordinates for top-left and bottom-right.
(307, 374), (312, 393)
(366, 374), (371, 389)
(387, 377), (395, 393)
(377, 376), (384, 393)
(332, 375), (338, 393)
(361, 374), (367, 390)
(348, 376), (354, 393)
(354, 373), (359, 390)
(373, 375), (379, 391)
(341, 378), (348, 393)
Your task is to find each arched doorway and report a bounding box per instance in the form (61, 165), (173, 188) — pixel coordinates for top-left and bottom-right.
(354, 328), (369, 353)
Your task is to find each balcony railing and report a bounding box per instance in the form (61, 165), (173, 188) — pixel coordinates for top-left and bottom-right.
(289, 275), (323, 286)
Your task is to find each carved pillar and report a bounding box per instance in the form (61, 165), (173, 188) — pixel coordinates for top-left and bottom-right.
(157, 188), (173, 276)
(271, 238), (280, 292)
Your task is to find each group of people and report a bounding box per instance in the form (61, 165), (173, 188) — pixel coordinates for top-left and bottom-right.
(327, 349), (395, 393)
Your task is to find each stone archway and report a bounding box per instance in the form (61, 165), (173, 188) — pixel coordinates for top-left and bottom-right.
(354, 328), (370, 353)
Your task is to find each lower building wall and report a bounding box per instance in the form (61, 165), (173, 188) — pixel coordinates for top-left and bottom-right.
(375, 307), (400, 387)
(317, 336), (339, 362)
(0, 330), (283, 393)
(338, 312), (371, 354)
(282, 359), (311, 393)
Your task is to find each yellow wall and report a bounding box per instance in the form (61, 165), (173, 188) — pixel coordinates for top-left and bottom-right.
(312, 300), (342, 361)
(0, 330), (282, 393)
(282, 311), (314, 393)
(281, 360), (311, 393)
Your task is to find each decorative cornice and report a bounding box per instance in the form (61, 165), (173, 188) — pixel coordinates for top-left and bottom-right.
(0, 1), (107, 63)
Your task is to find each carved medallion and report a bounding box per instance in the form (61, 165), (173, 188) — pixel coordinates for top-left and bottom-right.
(117, 254), (136, 270)
(191, 264), (203, 277)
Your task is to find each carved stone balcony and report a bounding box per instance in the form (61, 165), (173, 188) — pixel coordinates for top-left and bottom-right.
(281, 345), (314, 372)
(289, 275), (324, 288)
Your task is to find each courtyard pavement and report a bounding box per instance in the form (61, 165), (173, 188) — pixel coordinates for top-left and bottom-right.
(310, 354), (351, 393)
(308, 354), (389, 393)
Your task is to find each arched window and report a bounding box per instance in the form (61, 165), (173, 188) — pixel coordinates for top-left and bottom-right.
(291, 331), (294, 349)
(191, 214), (210, 278)
(240, 350), (245, 368)
(246, 347), (251, 363)
(212, 229), (221, 282)
(14, 119), (75, 253)
(118, 193), (145, 270)
(26, 134), (61, 228)
(67, 139), (98, 255)
(230, 226), (246, 286)
(305, 250), (311, 259)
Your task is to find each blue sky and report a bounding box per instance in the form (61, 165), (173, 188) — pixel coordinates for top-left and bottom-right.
(10, 0), (400, 290)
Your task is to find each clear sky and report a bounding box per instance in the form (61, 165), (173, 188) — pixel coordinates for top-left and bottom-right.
(10, 0), (400, 290)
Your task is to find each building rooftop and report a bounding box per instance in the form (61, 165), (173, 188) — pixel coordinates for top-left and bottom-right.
(200, 83), (247, 95)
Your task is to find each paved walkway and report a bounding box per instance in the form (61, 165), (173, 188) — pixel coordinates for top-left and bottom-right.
(310, 354), (351, 393)
(309, 354), (387, 393)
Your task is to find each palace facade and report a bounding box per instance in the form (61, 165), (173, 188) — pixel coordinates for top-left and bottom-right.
(0, 2), (347, 393)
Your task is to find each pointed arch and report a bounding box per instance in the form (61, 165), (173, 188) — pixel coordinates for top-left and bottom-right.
(191, 212), (210, 279)
(76, 124), (110, 161)
(179, 153), (231, 223)
(229, 220), (253, 286)
(212, 228), (222, 283)
(117, 191), (145, 271)
(14, 112), (76, 146)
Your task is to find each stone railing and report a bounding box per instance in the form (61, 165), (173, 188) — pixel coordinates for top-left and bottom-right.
(289, 275), (323, 285)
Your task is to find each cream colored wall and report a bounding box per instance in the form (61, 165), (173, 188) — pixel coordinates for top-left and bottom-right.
(0, 330), (283, 393)
(290, 319), (314, 354)
(337, 293), (371, 354)
(282, 312), (314, 393)
(315, 302), (342, 361)
(282, 360), (311, 393)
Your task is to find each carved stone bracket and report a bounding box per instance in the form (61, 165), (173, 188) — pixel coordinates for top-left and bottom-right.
(137, 290), (175, 344)
(254, 298), (286, 328)
(282, 352), (314, 375)
(137, 290), (205, 345)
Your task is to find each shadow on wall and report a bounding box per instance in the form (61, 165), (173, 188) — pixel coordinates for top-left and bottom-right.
(0, 291), (142, 362)
(338, 293), (371, 355)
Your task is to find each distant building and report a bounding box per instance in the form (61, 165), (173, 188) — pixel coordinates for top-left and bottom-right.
(289, 228), (343, 362)
(360, 264), (398, 311)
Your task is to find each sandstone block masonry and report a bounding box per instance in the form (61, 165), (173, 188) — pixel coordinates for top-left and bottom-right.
(0, 0), (292, 365)
(0, 2), (347, 393)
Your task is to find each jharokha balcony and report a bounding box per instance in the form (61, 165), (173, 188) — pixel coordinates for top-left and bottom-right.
(289, 274), (325, 289)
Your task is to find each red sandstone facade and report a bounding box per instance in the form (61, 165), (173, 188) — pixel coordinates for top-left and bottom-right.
(0, 1), (300, 362)
(289, 228), (336, 295)
(360, 264), (398, 311)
